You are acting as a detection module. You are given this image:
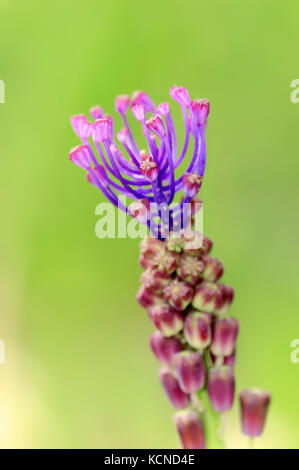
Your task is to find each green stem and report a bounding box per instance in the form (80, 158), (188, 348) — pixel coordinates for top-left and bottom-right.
(197, 390), (226, 449)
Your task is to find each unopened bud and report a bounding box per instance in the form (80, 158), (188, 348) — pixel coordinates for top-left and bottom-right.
(184, 312), (211, 349)
(174, 351), (206, 393)
(239, 389), (271, 437)
(146, 115), (166, 138)
(192, 282), (223, 313)
(170, 86), (191, 107)
(149, 304), (183, 337)
(176, 253), (204, 286)
(174, 409), (205, 449)
(129, 199), (150, 223)
(92, 118), (113, 142)
(183, 173), (202, 198)
(151, 249), (179, 275)
(215, 284), (234, 315)
(115, 94), (130, 114)
(159, 369), (190, 409)
(140, 267), (171, 293)
(207, 366), (235, 412)
(136, 284), (163, 309)
(131, 90), (155, 112)
(139, 237), (164, 269)
(166, 234), (185, 253)
(90, 106), (103, 120)
(211, 317), (239, 357)
(70, 115), (92, 139)
(190, 99), (210, 126)
(69, 145), (91, 170)
(202, 256), (223, 282)
(157, 102), (170, 116)
(150, 331), (182, 365)
(164, 279), (193, 311)
(132, 104), (146, 122)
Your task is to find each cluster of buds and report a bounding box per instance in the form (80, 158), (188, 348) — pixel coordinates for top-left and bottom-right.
(69, 85), (270, 448)
(137, 232), (238, 448)
(137, 233), (270, 448)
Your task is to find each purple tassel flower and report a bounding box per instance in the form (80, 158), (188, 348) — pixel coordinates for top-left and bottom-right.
(69, 85), (270, 449)
(69, 85), (209, 238)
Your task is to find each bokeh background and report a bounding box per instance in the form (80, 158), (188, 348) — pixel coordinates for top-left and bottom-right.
(0, 0), (298, 448)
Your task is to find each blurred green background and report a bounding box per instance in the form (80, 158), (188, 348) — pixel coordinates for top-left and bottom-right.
(0, 0), (298, 448)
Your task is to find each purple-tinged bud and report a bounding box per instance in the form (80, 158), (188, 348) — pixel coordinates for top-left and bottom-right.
(166, 235), (185, 253)
(202, 256), (224, 282)
(70, 115), (92, 139)
(174, 351), (206, 393)
(117, 127), (128, 144)
(115, 94), (130, 114)
(170, 86), (191, 107)
(192, 282), (223, 313)
(92, 118), (113, 142)
(190, 99), (210, 126)
(159, 369), (190, 409)
(183, 173), (202, 198)
(146, 115), (166, 138)
(132, 104), (146, 122)
(215, 284), (234, 315)
(211, 317), (239, 357)
(176, 253), (204, 286)
(90, 106), (104, 120)
(151, 249), (179, 275)
(86, 165), (109, 188)
(150, 331), (182, 365)
(174, 409), (205, 449)
(157, 102), (170, 116)
(239, 389), (271, 437)
(183, 232), (213, 257)
(183, 230), (204, 253)
(129, 198), (150, 223)
(149, 304), (183, 337)
(139, 237), (164, 269)
(140, 267), (171, 293)
(69, 145), (91, 169)
(207, 366), (235, 412)
(170, 85), (179, 100)
(184, 312), (211, 349)
(136, 284), (163, 309)
(139, 152), (159, 182)
(131, 90), (155, 112)
(164, 279), (193, 311)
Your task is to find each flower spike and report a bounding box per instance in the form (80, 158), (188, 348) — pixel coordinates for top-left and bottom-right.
(69, 85), (270, 450)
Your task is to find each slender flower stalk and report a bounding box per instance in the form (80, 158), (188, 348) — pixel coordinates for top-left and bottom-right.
(69, 85), (271, 449)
